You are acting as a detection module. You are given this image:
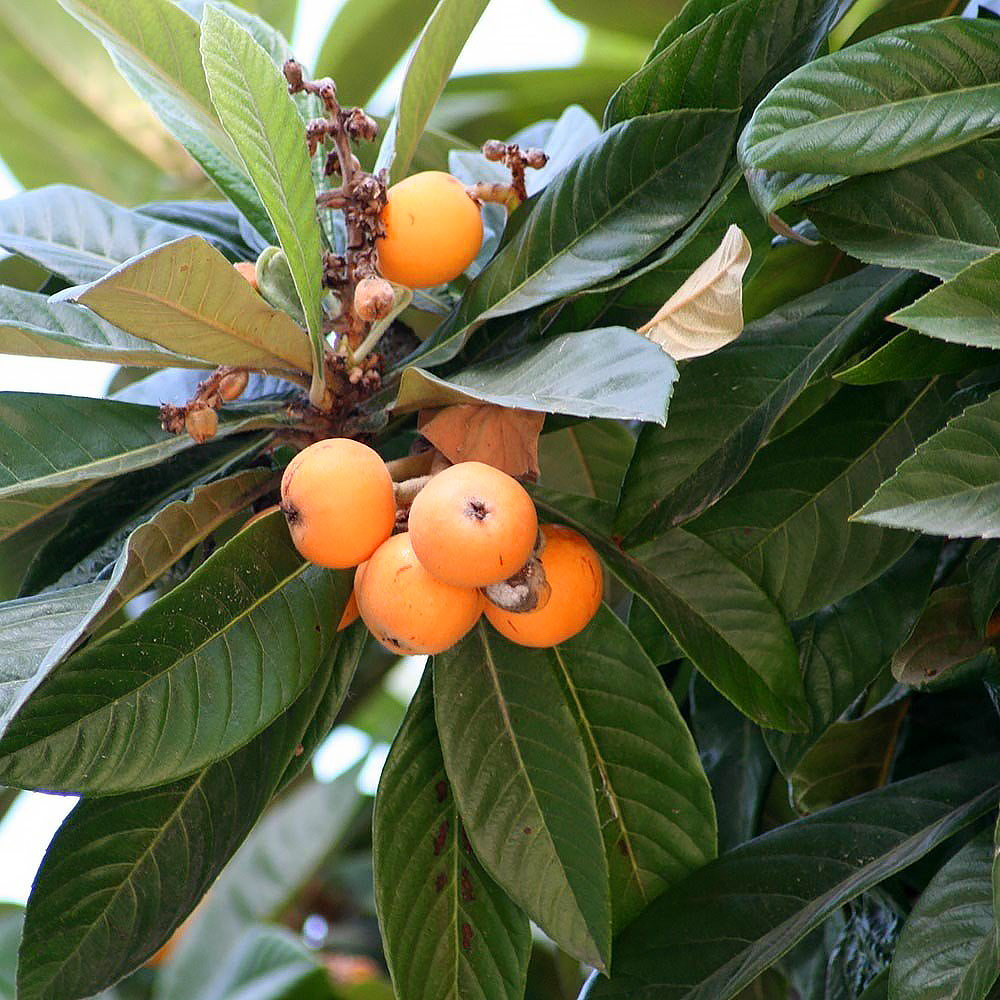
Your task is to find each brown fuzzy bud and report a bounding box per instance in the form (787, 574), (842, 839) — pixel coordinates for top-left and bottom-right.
(185, 403), (218, 444)
(344, 108), (378, 142)
(354, 276), (395, 323)
(218, 369), (249, 402)
(282, 59), (304, 92)
(524, 148), (549, 169)
(482, 140), (507, 161)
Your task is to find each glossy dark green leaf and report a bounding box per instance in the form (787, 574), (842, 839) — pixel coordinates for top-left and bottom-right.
(160, 765), (364, 1000)
(71, 236), (315, 374)
(690, 674), (773, 851)
(537, 420), (635, 505)
(413, 109), (738, 368)
(0, 584), (104, 727)
(396, 330), (676, 424)
(591, 754), (1000, 1000)
(835, 332), (995, 386)
(40, 467), (275, 671)
(691, 382), (950, 618)
(855, 387), (1000, 537)
(433, 623), (612, 970)
(534, 491), (808, 734)
(551, 606), (717, 929)
(135, 199), (253, 260)
(0, 393), (275, 499)
(888, 828), (998, 1000)
(891, 585), (994, 690)
(201, 6), (327, 394)
(376, 0), (489, 181)
(0, 185), (197, 284)
(59, 0), (272, 237)
(764, 543), (938, 777)
(0, 514), (342, 794)
(739, 19), (1000, 178)
(374, 673), (532, 1000)
(0, 286), (206, 369)
(16, 616), (363, 1000)
(807, 140), (1000, 279)
(892, 251), (1000, 349)
(605, 0), (836, 126)
(315, 0), (439, 105)
(617, 267), (922, 544)
(790, 700), (908, 814)
(969, 540), (1000, 636)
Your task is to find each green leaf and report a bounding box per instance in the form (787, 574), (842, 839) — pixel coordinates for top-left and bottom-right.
(537, 420), (636, 505)
(605, 0), (836, 126)
(315, 0), (439, 105)
(763, 542), (939, 778)
(0, 584), (105, 725)
(535, 491), (808, 734)
(888, 829), (999, 1000)
(200, 6), (326, 398)
(739, 19), (1000, 179)
(0, 392), (274, 499)
(891, 585), (994, 690)
(395, 330), (676, 424)
(0, 185), (200, 284)
(969, 540), (1000, 636)
(617, 267), (923, 544)
(835, 332), (995, 387)
(551, 0), (680, 39)
(160, 766), (364, 1000)
(689, 674), (773, 852)
(0, 906), (23, 1000)
(433, 623), (612, 970)
(0, 286), (208, 369)
(71, 236), (315, 374)
(807, 140), (1000, 279)
(39, 467), (275, 673)
(0, 1), (187, 204)
(892, 251), (1000, 349)
(15, 620), (364, 1000)
(0, 514), (345, 794)
(855, 387), (1000, 537)
(691, 381), (951, 618)
(374, 673), (532, 1000)
(552, 606), (717, 929)
(137, 199), (255, 260)
(189, 925), (335, 1000)
(840, 0), (966, 46)
(412, 109), (739, 368)
(591, 754), (1000, 1000)
(789, 699), (908, 815)
(376, 0), (490, 181)
(58, 0), (272, 237)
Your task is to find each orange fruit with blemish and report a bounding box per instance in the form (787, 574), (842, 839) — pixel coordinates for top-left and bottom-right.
(484, 525), (603, 647)
(354, 533), (481, 654)
(407, 461), (538, 588)
(280, 439), (395, 569)
(376, 171), (483, 288)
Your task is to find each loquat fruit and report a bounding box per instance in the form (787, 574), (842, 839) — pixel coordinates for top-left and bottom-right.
(234, 261), (258, 290)
(376, 171), (483, 288)
(354, 275), (395, 322)
(338, 590), (360, 631)
(484, 525), (603, 647)
(354, 533), (482, 655)
(407, 461), (538, 588)
(280, 438), (395, 569)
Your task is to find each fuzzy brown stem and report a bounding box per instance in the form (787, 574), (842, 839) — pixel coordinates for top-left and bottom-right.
(385, 451), (435, 482)
(393, 475), (433, 508)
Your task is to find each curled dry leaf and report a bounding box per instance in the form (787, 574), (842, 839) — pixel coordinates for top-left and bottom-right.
(418, 404), (544, 480)
(638, 224), (751, 360)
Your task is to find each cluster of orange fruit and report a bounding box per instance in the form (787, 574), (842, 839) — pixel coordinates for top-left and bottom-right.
(278, 439), (604, 654)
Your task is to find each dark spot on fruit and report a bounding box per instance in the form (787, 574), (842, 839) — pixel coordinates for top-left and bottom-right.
(432, 821), (448, 856)
(465, 497), (489, 521)
(435, 780), (448, 803)
(460, 868), (476, 902)
(281, 502), (300, 525)
(461, 923), (473, 950)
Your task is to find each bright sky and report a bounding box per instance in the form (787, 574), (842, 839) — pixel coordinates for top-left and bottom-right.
(0, 0), (584, 905)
